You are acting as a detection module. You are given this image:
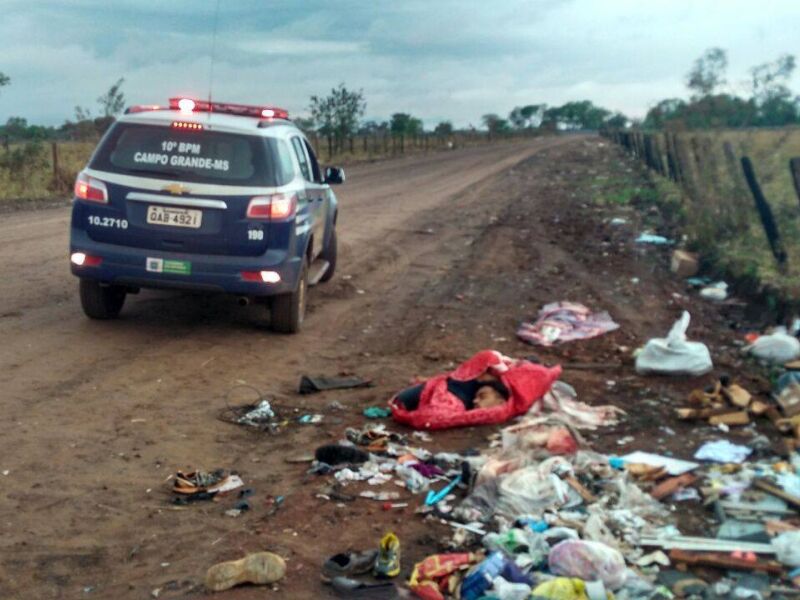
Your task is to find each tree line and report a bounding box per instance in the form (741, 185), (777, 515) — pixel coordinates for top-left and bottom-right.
(1, 46), (798, 146)
(641, 48), (799, 129)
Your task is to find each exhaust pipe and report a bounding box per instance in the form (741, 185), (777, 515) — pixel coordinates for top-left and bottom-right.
(237, 296), (250, 306)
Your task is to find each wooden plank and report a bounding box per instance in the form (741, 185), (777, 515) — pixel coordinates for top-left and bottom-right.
(669, 549), (783, 574)
(752, 478), (800, 511)
(651, 474), (697, 501)
(640, 536), (775, 554)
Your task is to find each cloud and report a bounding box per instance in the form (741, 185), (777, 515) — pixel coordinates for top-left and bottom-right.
(0, 0), (797, 127)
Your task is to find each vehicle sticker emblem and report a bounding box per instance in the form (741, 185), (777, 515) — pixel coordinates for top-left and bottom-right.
(162, 183), (189, 195)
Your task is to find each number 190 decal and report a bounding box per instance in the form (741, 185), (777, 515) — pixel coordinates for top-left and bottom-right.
(88, 215), (128, 229)
(248, 229), (264, 240)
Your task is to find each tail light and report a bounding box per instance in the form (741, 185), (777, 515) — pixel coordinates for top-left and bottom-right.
(246, 193), (297, 220)
(74, 171), (108, 203)
(70, 252), (103, 267)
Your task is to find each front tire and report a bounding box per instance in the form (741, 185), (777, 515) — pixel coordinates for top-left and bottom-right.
(319, 228), (337, 283)
(270, 259), (308, 334)
(79, 279), (126, 319)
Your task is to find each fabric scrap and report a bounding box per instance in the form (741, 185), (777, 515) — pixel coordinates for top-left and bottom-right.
(517, 302), (619, 347)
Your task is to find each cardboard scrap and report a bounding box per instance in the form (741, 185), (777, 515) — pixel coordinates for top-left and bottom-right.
(709, 411), (750, 426)
(722, 384), (752, 409)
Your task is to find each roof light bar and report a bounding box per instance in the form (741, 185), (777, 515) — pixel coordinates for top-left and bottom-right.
(177, 98), (196, 112)
(168, 97), (289, 120)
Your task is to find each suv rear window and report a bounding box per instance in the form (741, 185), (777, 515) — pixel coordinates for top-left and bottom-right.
(90, 122), (293, 186)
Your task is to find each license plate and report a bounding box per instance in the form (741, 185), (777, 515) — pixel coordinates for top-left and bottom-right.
(146, 205), (202, 229)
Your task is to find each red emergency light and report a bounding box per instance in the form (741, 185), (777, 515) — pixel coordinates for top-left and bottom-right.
(168, 97), (289, 120)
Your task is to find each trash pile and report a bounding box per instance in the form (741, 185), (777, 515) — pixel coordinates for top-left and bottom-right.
(298, 342), (800, 599)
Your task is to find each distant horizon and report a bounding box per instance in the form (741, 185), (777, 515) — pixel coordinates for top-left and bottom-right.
(0, 0), (797, 128)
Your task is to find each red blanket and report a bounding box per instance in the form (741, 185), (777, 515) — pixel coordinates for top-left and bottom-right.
(390, 350), (561, 430)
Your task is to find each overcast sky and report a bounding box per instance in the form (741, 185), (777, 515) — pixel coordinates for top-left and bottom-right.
(0, 0), (797, 127)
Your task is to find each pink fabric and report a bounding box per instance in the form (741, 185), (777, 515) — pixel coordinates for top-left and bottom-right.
(517, 301), (619, 346)
(390, 350), (561, 430)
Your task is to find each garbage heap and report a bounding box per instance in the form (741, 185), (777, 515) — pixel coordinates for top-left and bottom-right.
(312, 375), (800, 599)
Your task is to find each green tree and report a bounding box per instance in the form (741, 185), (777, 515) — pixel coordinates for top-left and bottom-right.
(0, 72), (9, 95)
(481, 113), (510, 134)
(687, 47), (728, 97)
(542, 101), (610, 130)
(433, 121), (453, 136)
(97, 78), (126, 118)
(390, 113), (423, 136)
(750, 54), (798, 126)
(604, 113), (628, 128)
(309, 83), (366, 153)
(358, 120), (388, 135)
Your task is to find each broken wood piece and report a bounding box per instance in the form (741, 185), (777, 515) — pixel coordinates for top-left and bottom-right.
(709, 411), (750, 427)
(749, 400), (770, 417)
(627, 463), (668, 481)
(765, 520), (800, 536)
(564, 476), (597, 503)
(651, 473), (698, 501)
(668, 549), (783, 574)
(752, 478), (800, 511)
(639, 535), (775, 554)
(784, 360), (800, 371)
(722, 384), (752, 409)
(677, 406), (746, 421)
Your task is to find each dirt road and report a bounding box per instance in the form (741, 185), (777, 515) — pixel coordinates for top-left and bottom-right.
(1, 135), (772, 599)
(0, 138), (569, 598)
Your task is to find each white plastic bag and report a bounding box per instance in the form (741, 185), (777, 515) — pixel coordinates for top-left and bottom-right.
(747, 328), (800, 364)
(548, 539), (627, 590)
(773, 531), (800, 567)
(635, 312), (713, 376)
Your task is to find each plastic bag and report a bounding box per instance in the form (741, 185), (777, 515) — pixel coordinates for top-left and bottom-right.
(548, 540), (627, 590)
(773, 532), (800, 567)
(747, 328), (800, 364)
(635, 312), (713, 376)
(491, 576), (532, 600)
(496, 457), (581, 517)
(531, 578), (591, 600)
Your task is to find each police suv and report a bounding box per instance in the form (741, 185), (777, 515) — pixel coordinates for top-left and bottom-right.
(69, 97), (343, 333)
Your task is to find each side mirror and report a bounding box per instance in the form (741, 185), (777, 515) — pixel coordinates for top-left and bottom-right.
(324, 166), (345, 185)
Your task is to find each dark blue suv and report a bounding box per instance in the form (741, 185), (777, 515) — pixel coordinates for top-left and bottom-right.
(69, 98), (343, 333)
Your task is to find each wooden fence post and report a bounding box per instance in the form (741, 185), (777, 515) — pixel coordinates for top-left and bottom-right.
(789, 157), (800, 206)
(741, 156), (787, 267)
(51, 142), (59, 182)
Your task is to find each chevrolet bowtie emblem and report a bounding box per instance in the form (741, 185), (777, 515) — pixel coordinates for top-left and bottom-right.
(163, 183), (189, 195)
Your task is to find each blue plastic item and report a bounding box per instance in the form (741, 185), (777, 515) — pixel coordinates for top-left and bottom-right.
(460, 551), (506, 600)
(609, 456), (626, 470)
(424, 474), (462, 506)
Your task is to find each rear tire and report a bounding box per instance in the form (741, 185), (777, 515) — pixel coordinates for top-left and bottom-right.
(270, 259), (308, 334)
(319, 228), (337, 283)
(79, 279), (126, 319)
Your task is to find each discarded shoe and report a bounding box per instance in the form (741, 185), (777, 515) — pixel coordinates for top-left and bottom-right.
(173, 470), (242, 495)
(374, 532), (401, 578)
(205, 551), (286, 592)
(330, 576), (396, 598)
(315, 444), (370, 466)
(322, 549), (379, 581)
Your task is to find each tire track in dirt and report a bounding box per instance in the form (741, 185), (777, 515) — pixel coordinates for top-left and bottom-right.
(0, 138), (569, 599)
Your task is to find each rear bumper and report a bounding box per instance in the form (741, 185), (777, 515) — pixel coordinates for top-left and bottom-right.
(69, 227), (300, 296)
